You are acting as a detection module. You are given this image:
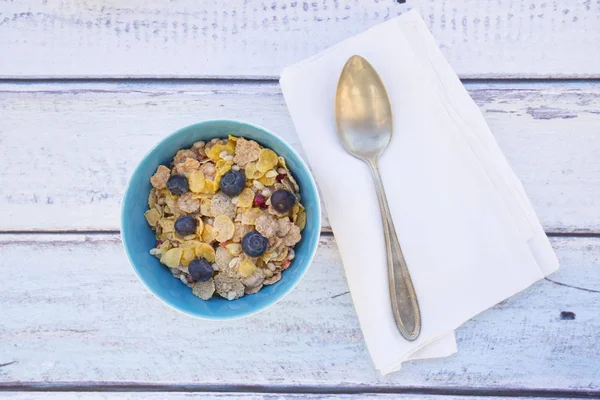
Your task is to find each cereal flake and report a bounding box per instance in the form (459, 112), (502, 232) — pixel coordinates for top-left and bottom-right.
(214, 274), (245, 300)
(144, 209), (161, 227)
(276, 218), (293, 237)
(282, 224), (302, 246)
(241, 268), (265, 287)
(177, 192), (200, 213)
(175, 157), (201, 175)
(192, 279), (215, 300)
(244, 284), (263, 295)
(255, 214), (278, 238)
(213, 215), (235, 242)
(264, 272), (281, 286)
(150, 165), (171, 189)
(215, 246), (234, 271)
(233, 137), (261, 166)
(210, 192), (236, 219)
(241, 208), (264, 225)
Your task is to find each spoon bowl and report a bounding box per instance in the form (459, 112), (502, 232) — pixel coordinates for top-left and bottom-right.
(335, 55), (393, 160)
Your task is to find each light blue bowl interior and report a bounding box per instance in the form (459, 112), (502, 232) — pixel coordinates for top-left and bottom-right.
(121, 120), (321, 320)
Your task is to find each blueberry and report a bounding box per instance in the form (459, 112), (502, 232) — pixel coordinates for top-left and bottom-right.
(174, 215), (197, 236)
(271, 189), (296, 213)
(188, 258), (213, 282)
(167, 174), (189, 196)
(220, 170), (246, 197)
(242, 231), (268, 257)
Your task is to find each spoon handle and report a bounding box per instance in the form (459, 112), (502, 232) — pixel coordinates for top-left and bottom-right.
(367, 160), (421, 341)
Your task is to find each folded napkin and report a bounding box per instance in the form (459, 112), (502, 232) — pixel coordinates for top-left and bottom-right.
(280, 10), (559, 374)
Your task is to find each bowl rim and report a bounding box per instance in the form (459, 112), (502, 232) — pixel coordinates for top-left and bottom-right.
(121, 119), (322, 320)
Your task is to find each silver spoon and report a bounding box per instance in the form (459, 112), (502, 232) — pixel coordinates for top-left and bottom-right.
(334, 55), (421, 341)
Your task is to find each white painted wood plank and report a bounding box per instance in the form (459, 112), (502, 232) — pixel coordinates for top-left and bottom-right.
(0, 1), (599, 78)
(0, 235), (598, 389)
(1, 82), (599, 232)
(0, 393), (579, 400)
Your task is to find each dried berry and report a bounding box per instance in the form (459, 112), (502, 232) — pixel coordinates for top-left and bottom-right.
(253, 194), (268, 209)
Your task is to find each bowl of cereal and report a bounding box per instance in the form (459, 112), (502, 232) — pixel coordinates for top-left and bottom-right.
(121, 120), (321, 319)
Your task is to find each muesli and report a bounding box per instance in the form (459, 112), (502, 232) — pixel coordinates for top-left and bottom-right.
(144, 136), (305, 300)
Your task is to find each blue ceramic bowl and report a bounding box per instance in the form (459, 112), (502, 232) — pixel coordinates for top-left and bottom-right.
(121, 120), (321, 320)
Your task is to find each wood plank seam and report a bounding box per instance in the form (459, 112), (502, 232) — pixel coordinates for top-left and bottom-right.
(0, 78), (599, 84)
(0, 395), (592, 400)
(2, 231), (600, 237)
(544, 277), (600, 294)
(0, 384), (599, 398)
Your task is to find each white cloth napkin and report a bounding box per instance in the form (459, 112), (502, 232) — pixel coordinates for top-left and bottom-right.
(280, 10), (559, 374)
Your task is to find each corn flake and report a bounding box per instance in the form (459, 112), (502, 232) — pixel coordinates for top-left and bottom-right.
(278, 156), (287, 168)
(215, 160), (233, 185)
(157, 240), (171, 254)
(200, 179), (218, 194)
(239, 258), (257, 277)
(206, 143), (235, 161)
(196, 217), (204, 236)
(261, 251), (274, 263)
(162, 232), (176, 243)
(202, 224), (216, 243)
(225, 243), (242, 256)
(241, 207), (263, 225)
(181, 247), (196, 267)
(256, 149), (278, 173)
(225, 141), (236, 154)
(188, 170), (205, 193)
(258, 174), (276, 187)
(291, 202), (300, 222)
(195, 243), (216, 263)
(181, 240), (201, 249)
(295, 209), (306, 230)
(160, 248), (183, 269)
(236, 188), (254, 208)
(244, 162), (264, 180)
(144, 209), (161, 227)
(213, 215), (235, 242)
(159, 218), (175, 233)
(206, 144), (226, 161)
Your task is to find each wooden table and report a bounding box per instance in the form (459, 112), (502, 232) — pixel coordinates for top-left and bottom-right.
(1, 1), (599, 399)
